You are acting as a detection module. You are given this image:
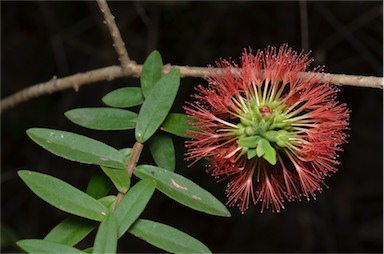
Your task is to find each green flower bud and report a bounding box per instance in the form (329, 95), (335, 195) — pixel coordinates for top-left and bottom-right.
(276, 130), (289, 147)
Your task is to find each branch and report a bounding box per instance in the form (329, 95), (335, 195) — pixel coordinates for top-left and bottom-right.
(115, 141), (144, 208)
(1, 0), (382, 114)
(97, 0), (133, 71)
(126, 141), (144, 177)
(0, 0), (383, 113)
(0, 64), (382, 113)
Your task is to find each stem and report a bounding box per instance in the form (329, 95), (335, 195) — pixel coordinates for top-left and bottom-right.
(126, 141), (144, 177)
(114, 141), (144, 208)
(114, 192), (125, 208)
(1, 65), (382, 114)
(96, 0), (132, 70)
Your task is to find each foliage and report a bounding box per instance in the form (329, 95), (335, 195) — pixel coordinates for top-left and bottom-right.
(17, 51), (230, 253)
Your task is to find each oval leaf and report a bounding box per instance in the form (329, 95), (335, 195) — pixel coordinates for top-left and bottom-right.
(119, 147), (132, 165)
(259, 138), (277, 165)
(102, 87), (144, 108)
(17, 239), (84, 254)
(237, 135), (261, 148)
(44, 216), (97, 247)
(100, 147), (132, 193)
(98, 195), (116, 209)
(161, 113), (197, 138)
(18, 170), (108, 221)
(93, 213), (118, 254)
(101, 166), (131, 193)
(114, 179), (156, 237)
(65, 108), (138, 130)
(149, 133), (175, 171)
(26, 128), (125, 169)
(247, 148), (258, 159)
(129, 219), (211, 254)
(140, 50), (163, 98)
(134, 165), (231, 217)
(86, 172), (112, 199)
(135, 69), (181, 142)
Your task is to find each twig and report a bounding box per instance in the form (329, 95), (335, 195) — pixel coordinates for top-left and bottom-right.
(2, 0), (381, 114)
(0, 64), (382, 113)
(96, 0), (133, 70)
(126, 142), (144, 177)
(301, 72), (383, 88)
(114, 141), (144, 208)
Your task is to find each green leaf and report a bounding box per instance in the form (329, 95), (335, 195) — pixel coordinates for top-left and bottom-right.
(256, 142), (265, 157)
(141, 50), (163, 98)
(237, 135), (261, 148)
(65, 108), (138, 131)
(134, 165), (231, 217)
(102, 87), (145, 108)
(101, 166), (130, 193)
(43, 197), (112, 247)
(259, 138), (277, 165)
(115, 179), (156, 237)
(98, 195), (116, 210)
(18, 170), (108, 221)
(135, 69), (181, 143)
(247, 148), (258, 159)
(83, 247), (93, 253)
(119, 147), (132, 164)
(93, 213), (118, 254)
(17, 239), (84, 254)
(44, 216), (97, 247)
(129, 219), (211, 254)
(161, 113), (197, 138)
(100, 147), (131, 193)
(149, 133), (175, 171)
(26, 128), (125, 169)
(86, 172), (112, 199)
(119, 148), (132, 157)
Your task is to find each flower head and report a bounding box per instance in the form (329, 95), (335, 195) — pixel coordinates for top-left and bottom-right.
(184, 44), (350, 213)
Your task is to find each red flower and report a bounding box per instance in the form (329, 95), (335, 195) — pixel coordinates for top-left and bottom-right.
(184, 44), (350, 213)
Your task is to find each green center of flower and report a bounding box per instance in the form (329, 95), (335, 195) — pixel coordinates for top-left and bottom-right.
(234, 99), (291, 165)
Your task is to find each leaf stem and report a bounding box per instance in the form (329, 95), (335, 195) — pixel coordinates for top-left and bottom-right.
(115, 141), (144, 208)
(126, 142), (144, 177)
(115, 192), (124, 208)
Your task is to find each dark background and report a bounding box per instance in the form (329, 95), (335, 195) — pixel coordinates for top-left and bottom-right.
(1, 1), (383, 253)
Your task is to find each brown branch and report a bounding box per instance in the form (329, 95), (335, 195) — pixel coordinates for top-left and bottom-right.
(114, 141), (144, 208)
(301, 72), (383, 88)
(0, 64), (382, 113)
(126, 141), (144, 177)
(96, 0), (133, 70)
(0, 66), (130, 113)
(2, 0), (381, 114)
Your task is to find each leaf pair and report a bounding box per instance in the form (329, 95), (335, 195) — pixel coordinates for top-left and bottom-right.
(17, 178), (155, 253)
(17, 170), (218, 253)
(18, 164), (230, 223)
(65, 109), (194, 138)
(135, 56), (180, 143)
(18, 219), (211, 254)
